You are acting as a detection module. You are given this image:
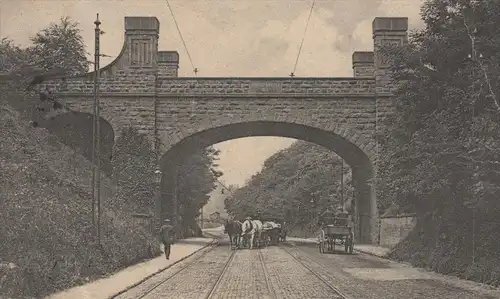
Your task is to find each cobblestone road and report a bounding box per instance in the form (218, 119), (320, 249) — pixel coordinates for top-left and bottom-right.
(115, 240), (500, 299)
(260, 246), (344, 299)
(286, 243), (500, 299)
(114, 244), (233, 299)
(207, 248), (272, 299)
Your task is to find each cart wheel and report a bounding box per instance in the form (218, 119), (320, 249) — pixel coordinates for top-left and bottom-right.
(344, 239), (349, 253)
(347, 233), (354, 254)
(318, 241), (323, 253)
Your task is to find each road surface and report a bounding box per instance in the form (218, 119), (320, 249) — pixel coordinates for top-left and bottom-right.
(112, 237), (500, 299)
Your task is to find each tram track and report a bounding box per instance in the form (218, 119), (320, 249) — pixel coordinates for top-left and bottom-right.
(119, 241), (238, 299)
(279, 243), (350, 299)
(203, 249), (236, 299)
(128, 241), (222, 299)
(257, 249), (278, 299)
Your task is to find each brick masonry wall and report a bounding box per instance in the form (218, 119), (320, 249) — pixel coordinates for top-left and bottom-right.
(39, 69), (157, 94)
(156, 78), (375, 95)
(354, 65), (375, 78)
(379, 214), (417, 248)
(157, 62), (178, 78)
(156, 95), (376, 151)
(46, 95), (157, 145)
(39, 77), (378, 158)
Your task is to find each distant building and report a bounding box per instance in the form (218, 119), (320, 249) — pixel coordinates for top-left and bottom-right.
(209, 211), (221, 223)
(203, 184), (229, 219)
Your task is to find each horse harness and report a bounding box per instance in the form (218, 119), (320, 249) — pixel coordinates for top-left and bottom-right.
(244, 220), (254, 234)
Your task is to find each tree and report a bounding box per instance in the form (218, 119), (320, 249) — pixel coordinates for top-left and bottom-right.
(376, 0), (500, 213)
(375, 0), (500, 283)
(30, 17), (90, 76)
(112, 127), (156, 214)
(0, 17), (90, 124)
(225, 141), (351, 232)
(0, 38), (33, 73)
(0, 38), (42, 91)
(176, 146), (222, 236)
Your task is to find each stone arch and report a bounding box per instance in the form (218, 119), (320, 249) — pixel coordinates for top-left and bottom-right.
(158, 121), (377, 244)
(40, 112), (115, 175)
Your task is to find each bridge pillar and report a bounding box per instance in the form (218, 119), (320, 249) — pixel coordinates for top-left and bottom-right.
(372, 17), (408, 94)
(158, 51), (179, 78)
(372, 17), (409, 244)
(352, 51), (374, 79)
(124, 17), (160, 69)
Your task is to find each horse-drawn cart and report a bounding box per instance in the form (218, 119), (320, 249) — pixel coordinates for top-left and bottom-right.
(262, 220), (282, 246)
(317, 212), (354, 254)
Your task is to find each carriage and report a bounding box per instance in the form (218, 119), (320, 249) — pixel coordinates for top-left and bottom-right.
(317, 212), (354, 254)
(261, 219), (282, 246)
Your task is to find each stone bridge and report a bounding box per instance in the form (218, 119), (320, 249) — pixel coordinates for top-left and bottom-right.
(38, 16), (409, 244)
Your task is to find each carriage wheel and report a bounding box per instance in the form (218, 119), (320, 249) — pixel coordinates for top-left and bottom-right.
(318, 241), (323, 253)
(349, 232), (354, 254)
(345, 233), (354, 254)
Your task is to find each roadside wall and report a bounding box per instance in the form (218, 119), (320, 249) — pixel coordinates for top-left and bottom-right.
(379, 214), (416, 248)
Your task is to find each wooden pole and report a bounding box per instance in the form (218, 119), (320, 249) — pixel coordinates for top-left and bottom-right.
(94, 14), (102, 244)
(91, 15), (98, 238)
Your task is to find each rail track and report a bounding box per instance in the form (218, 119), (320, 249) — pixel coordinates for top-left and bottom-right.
(113, 237), (341, 299)
(120, 240), (238, 299)
(280, 243), (350, 299)
(125, 241), (222, 299)
(257, 249), (278, 299)
(203, 248), (236, 299)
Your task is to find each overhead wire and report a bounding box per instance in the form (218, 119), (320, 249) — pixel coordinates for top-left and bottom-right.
(163, 2), (228, 195)
(165, 0), (198, 76)
(291, 0), (316, 77)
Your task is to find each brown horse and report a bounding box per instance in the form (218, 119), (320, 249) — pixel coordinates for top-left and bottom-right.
(224, 219), (242, 250)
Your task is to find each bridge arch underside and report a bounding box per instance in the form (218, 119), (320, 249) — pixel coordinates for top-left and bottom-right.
(159, 121), (377, 244)
(41, 112), (115, 175)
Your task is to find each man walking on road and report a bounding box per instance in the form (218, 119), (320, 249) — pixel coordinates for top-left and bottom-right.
(159, 219), (175, 260)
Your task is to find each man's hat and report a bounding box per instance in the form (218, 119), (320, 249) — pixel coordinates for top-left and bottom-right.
(164, 219), (170, 223)
(245, 216), (252, 220)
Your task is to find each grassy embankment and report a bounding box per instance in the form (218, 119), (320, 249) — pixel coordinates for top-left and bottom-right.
(0, 93), (161, 298)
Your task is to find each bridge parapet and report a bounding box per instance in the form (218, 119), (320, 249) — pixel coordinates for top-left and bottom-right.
(156, 77), (375, 97)
(40, 77), (375, 97)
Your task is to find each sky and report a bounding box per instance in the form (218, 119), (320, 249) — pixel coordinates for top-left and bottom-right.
(0, 0), (424, 187)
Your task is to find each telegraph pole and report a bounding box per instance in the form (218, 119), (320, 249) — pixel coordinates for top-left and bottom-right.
(91, 17), (97, 237)
(93, 14), (102, 244)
